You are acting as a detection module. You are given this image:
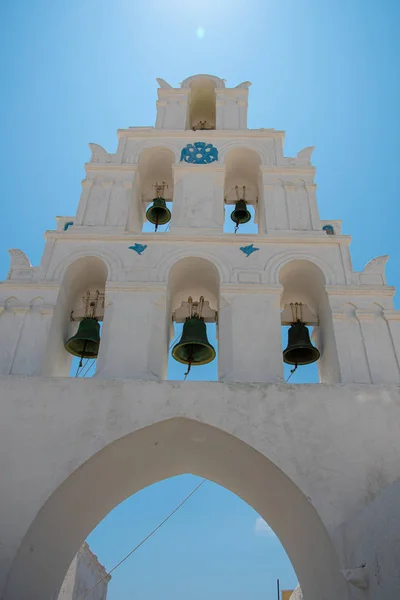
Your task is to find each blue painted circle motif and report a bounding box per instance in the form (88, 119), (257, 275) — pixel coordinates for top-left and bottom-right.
(180, 142), (218, 164)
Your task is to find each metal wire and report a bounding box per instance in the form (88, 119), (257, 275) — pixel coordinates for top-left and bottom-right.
(76, 479), (206, 600)
(75, 358), (89, 377)
(81, 360), (96, 378)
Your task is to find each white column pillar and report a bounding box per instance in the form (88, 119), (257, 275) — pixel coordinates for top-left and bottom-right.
(328, 309), (371, 383)
(74, 179), (92, 225)
(170, 166), (224, 235)
(306, 184), (321, 230)
(261, 184), (274, 233)
(155, 100), (167, 129)
(11, 304), (54, 376)
(356, 309), (400, 384)
(123, 171), (143, 233)
(261, 173), (289, 231)
(95, 286), (168, 380)
(383, 310), (400, 376)
(215, 94), (226, 129)
(105, 179), (134, 229)
(238, 99), (248, 129)
(218, 285), (284, 383)
(0, 305), (27, 375)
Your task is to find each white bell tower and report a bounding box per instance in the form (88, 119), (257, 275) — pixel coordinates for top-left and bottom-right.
(2, 74), (400, 600)
(0, 72), (399, 384)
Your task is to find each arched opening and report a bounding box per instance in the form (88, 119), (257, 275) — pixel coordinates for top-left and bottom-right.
(279, 260), (339, 383)
(167, 257), (219, 380)
(223, 148), (260, 234)
(186, 77), (217, 131)
(4, 418), (348, 600)
(43, 256), (108, 377)
(132, 147), (174, 233)
(84, 475), (298, 599)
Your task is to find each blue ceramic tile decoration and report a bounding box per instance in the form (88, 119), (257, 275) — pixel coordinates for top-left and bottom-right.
(240, 244), (259, 257)
(129, 243), (148, 255)
(180, 142), (218, 164)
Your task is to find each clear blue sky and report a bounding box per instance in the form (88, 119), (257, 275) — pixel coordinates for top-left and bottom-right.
(1, 0), (399, 598)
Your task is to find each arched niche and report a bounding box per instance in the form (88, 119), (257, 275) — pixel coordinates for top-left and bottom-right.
(4, 418), (348, 600)
(279, 260), (340, 383)
(185, 76), (218, 131)
(223, 147), (261, 232)
(167, 257), (220, 378)
(135, 146), (174, 232)
(43, 256), (108, 377)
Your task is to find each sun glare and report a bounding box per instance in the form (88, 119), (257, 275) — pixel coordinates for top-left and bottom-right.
(196, 26), (205, 40)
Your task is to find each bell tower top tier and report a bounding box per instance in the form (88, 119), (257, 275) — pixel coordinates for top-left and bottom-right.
(155, 74), (251, 130)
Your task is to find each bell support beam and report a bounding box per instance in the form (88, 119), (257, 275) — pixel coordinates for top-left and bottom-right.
(218, 285), (284, 383)
(95, 286), (168, 380)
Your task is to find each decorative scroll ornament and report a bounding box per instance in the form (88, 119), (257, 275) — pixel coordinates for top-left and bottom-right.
(180, 142), (218, 164)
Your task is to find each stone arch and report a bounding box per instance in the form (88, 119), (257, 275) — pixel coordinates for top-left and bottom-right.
(277, 258), (340, 383)
(219, 141), (265, 165)
(265, 250), (337, 286)
(166, 256), (220, 373)
(157, 248), (231, 285)
(4, 417), (349, 600)
(182, 75), (221, 130)
(181, 74), (226, 89)
(29, 296), (45, 308)
(132, 140), (180, 165)
(168, 256), (220, 314)
(2, 296), (19, 309)
(223, 146), (261, 204)
(49, 247), (121, 283)
(342, 301), (358, 317)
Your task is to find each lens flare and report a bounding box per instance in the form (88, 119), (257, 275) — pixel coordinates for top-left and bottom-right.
(196, 26), (205, 40)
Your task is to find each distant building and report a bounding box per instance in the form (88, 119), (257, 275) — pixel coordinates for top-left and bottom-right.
(57, 542), (110, 600)
(282, 585), (302, 599)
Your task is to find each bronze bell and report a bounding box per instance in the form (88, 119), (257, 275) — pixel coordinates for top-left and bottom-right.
(146, 197), (171, 230)
(172, 317), (216, 366)
(65, 317), (101, 359)
(230, 200), (251, 226)
(283, 320), (320, 366)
